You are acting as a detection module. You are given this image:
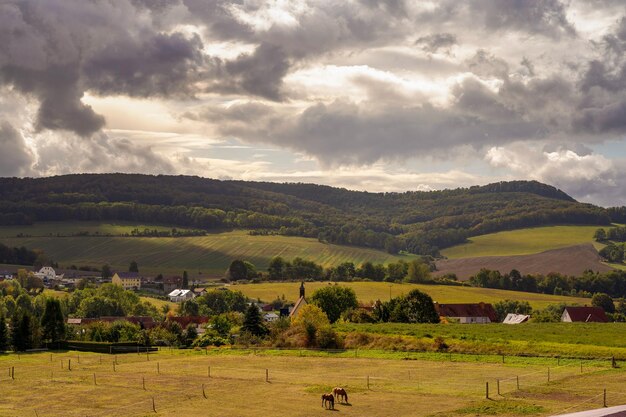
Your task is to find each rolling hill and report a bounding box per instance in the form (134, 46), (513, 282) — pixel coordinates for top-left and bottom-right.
(0, 223), (417, 276)
(0, 174), (614, 257)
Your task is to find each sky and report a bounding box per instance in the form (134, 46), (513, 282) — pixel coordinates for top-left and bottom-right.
(1, 0), (626, 206)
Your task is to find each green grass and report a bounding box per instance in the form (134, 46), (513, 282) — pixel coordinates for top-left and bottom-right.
(0, 222), (417, 276)
(0, 349), (619, 416)
(0, 221), (198, 237)
(230, 281), (590, 309)
(442, 225), (603, 259)
(337, 322), (626, 360)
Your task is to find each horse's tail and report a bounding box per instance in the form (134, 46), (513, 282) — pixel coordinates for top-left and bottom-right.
(345, 392), (348, 402)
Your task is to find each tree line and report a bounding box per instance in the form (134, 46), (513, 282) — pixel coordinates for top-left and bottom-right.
(0, 174), (613, 256)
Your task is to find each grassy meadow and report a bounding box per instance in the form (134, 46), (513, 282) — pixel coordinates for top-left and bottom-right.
(441, 225), (603, 259)
(0, 222), (417, 276)
(230, 281), (590, 309)
(337, 322), (626, 359)
(0, 349), (622, 417)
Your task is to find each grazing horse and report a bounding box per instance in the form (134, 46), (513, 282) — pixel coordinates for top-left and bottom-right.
(333, 387), (348, 404)
(321, 393), (335, 409)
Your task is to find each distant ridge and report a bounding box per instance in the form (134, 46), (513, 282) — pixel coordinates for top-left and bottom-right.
(0, 174), (611, 256)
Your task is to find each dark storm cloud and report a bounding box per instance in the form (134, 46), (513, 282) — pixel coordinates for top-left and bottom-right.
(83, 32), (206, 97)
(0, 0), (208, 137)
(415, 33), (457, 54)
(469, 0), (575, 38)
(220, 43), (290, 101)
(0, 121), (33, 176)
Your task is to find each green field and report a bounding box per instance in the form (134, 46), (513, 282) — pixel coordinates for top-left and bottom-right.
(337, 322), (626, 359)
(0, 222), (417, 277)
(0, 221), (200, 237)
(228, 281), (590, 309)
(0, 349), (621, 416)
(441, 225), (604, 259)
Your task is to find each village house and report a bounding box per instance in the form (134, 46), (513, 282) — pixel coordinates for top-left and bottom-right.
(264, 312), (279, 322)
(161, 276), (183, 294)
(561, 306), (608, 323)
(435, 302), (497, 324)
(502, 313), (530, 324)
(34, 266), (64, 281)
(168, 288), (195, 303)
(192, 287), (207, 297)
(111, 272), (142, 291)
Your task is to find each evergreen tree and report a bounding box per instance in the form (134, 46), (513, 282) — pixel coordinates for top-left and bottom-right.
(241, 304), (267, 337)
(12, 313), (32, 351)
(182, 270), (189, 289)
(0, 312), (7, 352)
(41, 298), (66, 342)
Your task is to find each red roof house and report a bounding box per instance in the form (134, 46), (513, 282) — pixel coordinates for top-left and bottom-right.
(561, 306), (608, 323)
(435, 302), (497, 324)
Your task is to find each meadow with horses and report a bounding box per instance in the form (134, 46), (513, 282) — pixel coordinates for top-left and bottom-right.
(0, 347), (624, 416)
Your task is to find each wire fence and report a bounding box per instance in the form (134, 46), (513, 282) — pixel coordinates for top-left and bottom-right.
(0, 349), (620, 416)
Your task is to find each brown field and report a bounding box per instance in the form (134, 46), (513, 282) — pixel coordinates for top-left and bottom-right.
(0, 349), (624, 417)
(436, 244), (614, 280)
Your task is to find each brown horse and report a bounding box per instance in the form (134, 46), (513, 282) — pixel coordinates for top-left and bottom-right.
(321, 393), (335, 409)
(333, 387), (348, 403)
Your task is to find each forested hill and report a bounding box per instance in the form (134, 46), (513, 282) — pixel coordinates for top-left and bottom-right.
(0, 174), (614, 256)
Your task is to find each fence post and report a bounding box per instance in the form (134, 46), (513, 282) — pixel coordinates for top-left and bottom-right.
(152, 397), (156, 413)
(485, 382), (489, 399)
(60, 360), (63, 370)
(581, 361), (583, 373)
(208, 366), (211, 378)
(202, 383), (207, 399)
(604, 389), (607, 407)
(113, 362), (116, 372)
(367, 375), (370, 390)
(146, 351), (149, 361)
(516, 375), (519, 390)
(265, 368), (269, 382)
(93, 373), (96, 386)
(497, 379), (500, 395)
(547, 368), (550, 382)
(157, 362), (160, 375)
(50, 354), (53, 362)
(11, 366), (14, 380)
(77, 354), (80, 364)
(502, 355), (505, 364)
(68, 359), (71, 371)
(143, 376), (146, 391)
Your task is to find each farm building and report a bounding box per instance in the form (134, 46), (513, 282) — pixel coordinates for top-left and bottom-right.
(289, 282), (308, 319)
(193, 287), (207, 296)
(435, 302), (497, 324)
(168, 289), (195, 303)
(561, 306), (608, 323)
(112, 272), (142, 290)
(502, 313), (530, 324)
(34, 266), (64, 281)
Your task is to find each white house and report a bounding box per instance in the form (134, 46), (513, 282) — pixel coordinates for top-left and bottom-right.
(264, 312), (279, 322)
(168, 289), (195, 303)
(502, 313), (530, 324)
(34, 267), (64, 281)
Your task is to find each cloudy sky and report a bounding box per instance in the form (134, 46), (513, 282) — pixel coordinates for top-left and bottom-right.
(1, 0), (626, 206)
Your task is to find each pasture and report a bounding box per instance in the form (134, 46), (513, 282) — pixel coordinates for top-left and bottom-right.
(0, 222), (416, 276)
(0, 349), (623, 417)
(441, 225), (603, 259)
(229, 281), (590, 309)
(336, 322), (626, 359)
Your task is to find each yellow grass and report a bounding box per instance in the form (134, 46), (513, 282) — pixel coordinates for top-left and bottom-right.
(442, 225), (602, 259)
(0, 349), (621, 417)
(227, 281), (590, 309)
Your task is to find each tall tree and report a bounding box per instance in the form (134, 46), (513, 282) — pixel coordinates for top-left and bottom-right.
(41, 298), (66, 342)
(182, 270), (189, 289)
(310, 286), (358, 323)
(12, 313), (32, 351)
(0, 312), (7, 352)
(101, 264), (112, 280)
(129, 261), (139, 273)
(241, 304), (267, 337)
(228, 260), (248, 281)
